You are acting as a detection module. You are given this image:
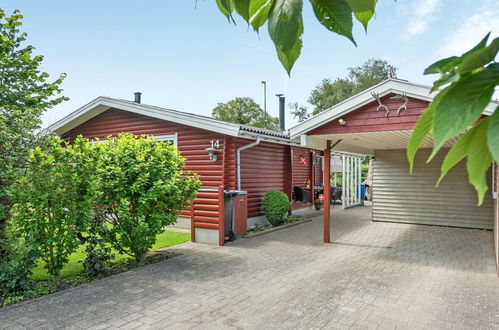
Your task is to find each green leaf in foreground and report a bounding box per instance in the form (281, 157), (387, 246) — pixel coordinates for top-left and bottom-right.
(487, 106), (499, 162)
(249, 0), (273, 31)
(436, 126), (476, 186)
(407, 97), (437, 174)
(234, 0), (251, 22)
(346, 0), (376, 12)
(268, 0), (304, 74)
(424, 56), (459, 75)
(430, 63), (499, 160)
(466, 118), (493, 205)
(354, 10), (374, 31)
(310, 0), (356, 46)
(457, 37), (499, 75)
(216, 0), (235, 20)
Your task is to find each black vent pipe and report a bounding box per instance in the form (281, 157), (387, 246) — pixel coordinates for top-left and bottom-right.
(276, 94), (285, 131)
(134, 92), (142, 103)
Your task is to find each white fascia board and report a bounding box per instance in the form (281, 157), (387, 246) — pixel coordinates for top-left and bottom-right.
(101, 99), (241, 137)
(49, 97), (110, 135)
(300, 135), (327, 150)
(48, 97), (241, 137)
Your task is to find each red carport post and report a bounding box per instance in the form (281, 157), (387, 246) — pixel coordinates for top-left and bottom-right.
(323, 140), (331, 243)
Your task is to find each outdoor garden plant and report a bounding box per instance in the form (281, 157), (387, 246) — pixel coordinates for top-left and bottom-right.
(314, 199), (323, 210)
(0, 133), (200, 306)
(261, 190), (291, 226)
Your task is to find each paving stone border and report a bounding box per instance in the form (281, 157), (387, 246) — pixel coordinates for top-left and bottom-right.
(244, 218), (313, 238)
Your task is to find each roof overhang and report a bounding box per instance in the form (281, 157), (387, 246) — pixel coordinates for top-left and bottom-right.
(289, 79), (498, 140)
(49, 97), (242, 137)
(47, 97), (302, 146)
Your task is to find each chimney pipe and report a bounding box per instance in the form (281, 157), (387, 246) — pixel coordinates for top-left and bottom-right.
(276, 94), (285, 131)
(134, 92), (142, 104)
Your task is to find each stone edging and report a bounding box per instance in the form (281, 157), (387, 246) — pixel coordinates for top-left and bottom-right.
(244, 218), (313, 238)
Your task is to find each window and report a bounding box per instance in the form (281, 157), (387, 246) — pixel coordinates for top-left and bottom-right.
(156, 133), (178, 147)
(92, 133), (178, 147)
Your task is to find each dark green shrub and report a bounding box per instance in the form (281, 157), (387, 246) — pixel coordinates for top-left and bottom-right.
(0, 246), (38, 297)
(80, 236), (114, 278)
(261, 190), (290, 226)
(94, 133), (200, 262)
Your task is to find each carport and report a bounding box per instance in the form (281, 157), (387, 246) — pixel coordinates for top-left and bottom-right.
(289, 79), (499, 276)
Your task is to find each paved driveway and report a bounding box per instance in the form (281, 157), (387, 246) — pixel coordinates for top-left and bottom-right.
(1, 206), (498, 329)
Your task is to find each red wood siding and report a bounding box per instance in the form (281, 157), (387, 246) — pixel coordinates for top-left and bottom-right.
(291, 147), (312, 187)
(314, 151), (324, 185)
(236, 138), (287, 218)
(309, 94), (429, 135)
(223, 136), (237, 190)
(62, 109), (225, 228)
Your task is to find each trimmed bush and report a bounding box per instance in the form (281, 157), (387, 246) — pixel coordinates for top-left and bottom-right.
(261, 190), (290, 226)
(93, 133), (200, 262)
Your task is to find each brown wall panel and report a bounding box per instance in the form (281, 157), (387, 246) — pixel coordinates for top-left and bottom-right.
(236, 138), (287, 218)
(291, 147), (312, 187)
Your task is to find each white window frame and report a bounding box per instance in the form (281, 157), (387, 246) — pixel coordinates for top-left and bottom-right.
(91, 133), (178, 147)
(91, 138), (106, 145)
(156, 133), (178, 147)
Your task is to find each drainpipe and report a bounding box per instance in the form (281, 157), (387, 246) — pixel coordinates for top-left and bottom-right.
(237, 136), (260, 190)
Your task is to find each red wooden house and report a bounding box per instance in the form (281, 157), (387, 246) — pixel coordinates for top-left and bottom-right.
(49, 95), (322, 245)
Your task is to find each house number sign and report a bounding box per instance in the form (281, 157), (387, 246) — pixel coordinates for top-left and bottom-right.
(210, 139), (220, 149)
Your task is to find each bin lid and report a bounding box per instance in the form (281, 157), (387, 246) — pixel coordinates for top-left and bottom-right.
(224, 190), (248, 195)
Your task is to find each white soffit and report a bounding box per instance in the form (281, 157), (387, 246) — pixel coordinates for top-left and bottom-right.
(317, 130), (461, 155)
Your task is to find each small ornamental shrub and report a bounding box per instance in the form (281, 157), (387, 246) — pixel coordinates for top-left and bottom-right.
(314, 199), (323, 210)
(80, 236), (114, 278)
(94, 133), (200, 262)
(261, 190), (291, 226)
(0, 239), (39, 295)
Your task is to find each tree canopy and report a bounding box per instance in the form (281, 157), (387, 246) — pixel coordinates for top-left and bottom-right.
(290, 58), (396, 122)
(0, 9), (67, 256)
(309, 58), (396, 114)
(212, 97), (280, 130)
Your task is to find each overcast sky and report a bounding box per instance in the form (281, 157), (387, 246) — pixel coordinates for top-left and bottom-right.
(3, 0), (498, 128)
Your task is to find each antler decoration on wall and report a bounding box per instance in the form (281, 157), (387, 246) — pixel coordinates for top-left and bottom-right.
(371, 92), (390, 117)
(390, 93), (409, 115)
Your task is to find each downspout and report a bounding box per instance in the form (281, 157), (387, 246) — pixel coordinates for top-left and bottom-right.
(237, 136), (260, 190)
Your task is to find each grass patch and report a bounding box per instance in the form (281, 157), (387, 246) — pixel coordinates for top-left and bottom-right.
(1, 230), (190, 308)
(31, 230), (190, 280)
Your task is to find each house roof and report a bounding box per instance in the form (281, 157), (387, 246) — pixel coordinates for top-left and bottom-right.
(289, 78), (498, 139)
(48, 96), (297, 144)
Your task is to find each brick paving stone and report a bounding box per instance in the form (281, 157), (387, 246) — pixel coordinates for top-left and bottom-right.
(0, 206), (498, 329)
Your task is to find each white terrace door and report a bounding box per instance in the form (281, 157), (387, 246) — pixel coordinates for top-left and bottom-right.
(338, 153), (364, 209)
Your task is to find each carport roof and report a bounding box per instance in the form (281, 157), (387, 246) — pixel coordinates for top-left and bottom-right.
(289, 78), (498, 139)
